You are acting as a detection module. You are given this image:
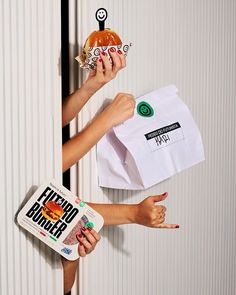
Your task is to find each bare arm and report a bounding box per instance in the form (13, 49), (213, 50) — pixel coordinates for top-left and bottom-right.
(62, 49), (126, 127)
(87, 203), (137, 225)
(61, 195), (179, 294)
(62, 109), (110, 172)
(87, 193), (179, 228)
(62, 258), (79, 294)
(62, 83), (100, 128)
(62, 227), (101, 294)
(62, 93), (135, 172)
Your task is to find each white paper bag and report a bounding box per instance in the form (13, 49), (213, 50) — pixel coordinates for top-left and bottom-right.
(96, 85), (205, 190)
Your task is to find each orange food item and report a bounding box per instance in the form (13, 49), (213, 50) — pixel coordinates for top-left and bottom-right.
(82, 28), (122, 59)
(85, 29), (121, 48)
(41, 201), (64, 222)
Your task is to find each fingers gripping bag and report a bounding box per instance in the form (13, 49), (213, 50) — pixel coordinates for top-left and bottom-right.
(96, 85), (205, 190)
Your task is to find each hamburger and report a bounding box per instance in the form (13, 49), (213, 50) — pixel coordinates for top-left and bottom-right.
(41, 201), (64, 222)
(82, 28), (122, 60)
(78, 8), (123, 67)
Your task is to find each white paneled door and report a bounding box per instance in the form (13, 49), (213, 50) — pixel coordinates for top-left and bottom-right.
(0, 1), (62, 295)
(70, 0), (236, 295)
(69, 1), (236, 295)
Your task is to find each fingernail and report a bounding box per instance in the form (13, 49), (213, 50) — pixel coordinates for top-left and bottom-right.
(77, 234), (83, 238)
(109, 47), (116, 52)
(98, 58), (102, 62)
(175, 225), (180, 228)
(101, 51), (106, 56)
(162, 192), (168, 196)
(87, 226), (92, 231)
(117, 50), (122, 55)
(81, 226), (86, 232)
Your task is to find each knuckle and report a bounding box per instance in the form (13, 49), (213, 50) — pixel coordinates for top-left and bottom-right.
(128, 95), (135, 101)
(86, 244), (92, 251)
(130, 101), (135, 109)
(90, 240), (96, 247)
(159, 218), (165, 223)
(104, 75), (112, 83)
(116, 63), (122, 70)
(149, 214), (156, 223)
(150, 220), (156, 227)
(127, 97), (133, 102)
(110, 72), (116, 79)
(88, 245), (95, 253)
(97, 77), (105, 84)
(115, 93), (122, 100)
(125, 95), (133, 102)
(128, 100), (133, 107)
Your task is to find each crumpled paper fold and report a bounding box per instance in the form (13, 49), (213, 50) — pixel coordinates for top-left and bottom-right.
(75, 42), (132, 70)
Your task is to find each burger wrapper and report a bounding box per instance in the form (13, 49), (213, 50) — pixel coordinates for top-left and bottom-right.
(76, 42), (132, 70)
(17, 179), (104, 261)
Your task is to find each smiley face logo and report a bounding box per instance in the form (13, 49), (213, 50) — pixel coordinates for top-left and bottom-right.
(95, 8), (108, 22)
(137, 101), (154, 117)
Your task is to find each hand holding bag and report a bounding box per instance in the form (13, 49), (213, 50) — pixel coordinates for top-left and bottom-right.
(97, 85), (205, 190)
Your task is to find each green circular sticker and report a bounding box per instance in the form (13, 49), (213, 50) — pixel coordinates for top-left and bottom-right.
(79, 201), (85, 207)
(85, 221), (94, 229)
(137, 101), (154, 117)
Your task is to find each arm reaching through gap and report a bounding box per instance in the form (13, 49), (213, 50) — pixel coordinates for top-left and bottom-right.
(62, 50), (126, 127)
(88, 192), (179, 229)
(62, 92), (135, 172)
(62, 193), (179, 293)
(62, 227), (101, 294)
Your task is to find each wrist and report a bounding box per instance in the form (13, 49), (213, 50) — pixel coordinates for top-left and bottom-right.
(96, 109), (114, 131)
(61, 256), (79, 267)
(82, 79), (103, 96)
(127, 204), (139, 224)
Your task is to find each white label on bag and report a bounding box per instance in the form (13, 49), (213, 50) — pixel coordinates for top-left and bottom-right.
(144, 122), (184, 151)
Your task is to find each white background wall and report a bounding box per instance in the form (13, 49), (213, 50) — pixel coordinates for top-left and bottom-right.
(70, 1), (236, 295)
(0, 1), (63, 294)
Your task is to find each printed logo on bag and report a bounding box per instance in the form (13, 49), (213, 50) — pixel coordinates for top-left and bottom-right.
(145, 122), (184, 151)
(137, 101), (154, 117)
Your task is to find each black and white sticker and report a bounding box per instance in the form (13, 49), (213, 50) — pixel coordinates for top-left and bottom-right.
(144, 122), (184, 151)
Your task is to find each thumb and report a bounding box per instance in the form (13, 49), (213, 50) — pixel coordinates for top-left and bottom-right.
(149, 192), (168, 203)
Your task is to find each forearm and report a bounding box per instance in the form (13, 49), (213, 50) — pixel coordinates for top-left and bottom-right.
(62, 81), (102, 127)
(62, 112), (111, 172)
(62, 257), (79, 294)
(87, 203), (138, 226)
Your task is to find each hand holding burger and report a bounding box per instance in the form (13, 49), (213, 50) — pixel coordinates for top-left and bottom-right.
(79, 8), (127, 94)
(84, 47), (126, 92)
